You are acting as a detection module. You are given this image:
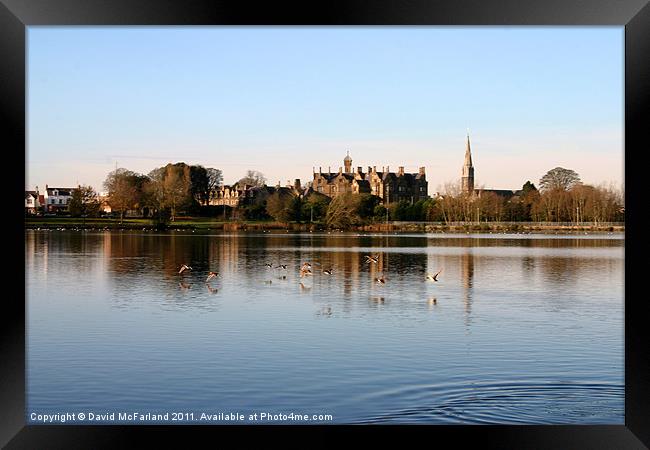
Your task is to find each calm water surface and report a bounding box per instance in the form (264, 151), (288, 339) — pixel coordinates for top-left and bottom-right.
(26, 230), (624, 424)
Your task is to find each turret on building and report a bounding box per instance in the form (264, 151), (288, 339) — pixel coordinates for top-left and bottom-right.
(344, 151), (352, 174)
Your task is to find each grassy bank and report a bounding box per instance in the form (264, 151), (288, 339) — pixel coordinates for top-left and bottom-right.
(25, 217), (624, 233)
(24, 217), (285, 230)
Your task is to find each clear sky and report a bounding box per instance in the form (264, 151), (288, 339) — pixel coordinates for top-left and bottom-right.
(27, 27), (623, 194)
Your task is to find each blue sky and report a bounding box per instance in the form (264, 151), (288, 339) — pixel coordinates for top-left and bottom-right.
(27, 27), (623, 193)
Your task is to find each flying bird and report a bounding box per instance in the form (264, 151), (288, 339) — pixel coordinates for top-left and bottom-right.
(365, 255), (379, 264)
(178, 264), (192, 275)
(374, 274), (386, 284)
(322, 268), (333, 275)
(264, 263), (273, 268)
(426, 268), (443, 282)
(206, 271), (220, 282)
(276, 264), (288, 270)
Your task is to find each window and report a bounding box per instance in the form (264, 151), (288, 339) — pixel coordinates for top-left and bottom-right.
(59, 199), (63, 204)
(318, 186), (323, 192)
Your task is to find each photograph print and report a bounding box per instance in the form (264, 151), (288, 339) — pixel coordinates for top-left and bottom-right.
(25, 26), (624, 426)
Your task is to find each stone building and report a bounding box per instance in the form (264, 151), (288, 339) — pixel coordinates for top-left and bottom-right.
(208, 183), (252, 207)
(312, 151), (428, 204)
(208, 179), (306, 207)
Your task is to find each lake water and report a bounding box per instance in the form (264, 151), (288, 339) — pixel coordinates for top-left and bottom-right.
(25, 230), (624, 424)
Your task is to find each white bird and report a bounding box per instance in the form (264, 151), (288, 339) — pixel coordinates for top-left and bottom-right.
(322, 268), (333, 275)
(179, 264), (192, 275)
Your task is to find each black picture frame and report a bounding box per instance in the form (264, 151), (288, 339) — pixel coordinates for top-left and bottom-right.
(3, 0), (648, 447)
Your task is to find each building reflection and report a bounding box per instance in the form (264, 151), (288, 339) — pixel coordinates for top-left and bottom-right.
(461, 250), (474, 328)
(27, 230), (622, 315)
(26, 230), (105, 280)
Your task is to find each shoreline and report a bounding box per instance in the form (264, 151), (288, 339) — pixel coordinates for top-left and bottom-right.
(24, 218), (624, 233)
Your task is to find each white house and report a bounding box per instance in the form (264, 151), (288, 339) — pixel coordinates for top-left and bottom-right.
(43, 185), (75, 213)
(25, 189), (41, 214)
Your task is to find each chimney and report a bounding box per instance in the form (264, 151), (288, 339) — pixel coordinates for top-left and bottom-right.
(398, 166), (404, 176)
(294, 179), (301, 190)
(419, 166), (425, 175)
(373, 166), (377, 173)
(368, 166), (372, 174)
(328, 166), (331, 173)
(319, 166), (322, 174)
(357, 166), (362, 173)
(386, 166), (390, 173)
(313, 166), (315, 173)
(382, 166), (385, 172)
(338, 167), (342, 173)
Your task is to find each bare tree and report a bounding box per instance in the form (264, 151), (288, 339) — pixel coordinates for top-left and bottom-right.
(238, 170), (266, 188)
(325, 193), (361, 229)
(539, 167), (581, 192)
(206, 167), (223, 191)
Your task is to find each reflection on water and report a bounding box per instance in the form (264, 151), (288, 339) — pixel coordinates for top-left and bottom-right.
(26, 230), (624, 424)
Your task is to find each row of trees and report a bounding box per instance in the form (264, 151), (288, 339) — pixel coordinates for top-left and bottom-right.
(433, 168), (624, 223)
(101, 163), (225, 222)
(244, 167), (623, 226)
(67, 165), (624, 227)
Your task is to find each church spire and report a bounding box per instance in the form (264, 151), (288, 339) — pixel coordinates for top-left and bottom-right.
(462, 131), (475, 194)
(464, 131), (473, 167)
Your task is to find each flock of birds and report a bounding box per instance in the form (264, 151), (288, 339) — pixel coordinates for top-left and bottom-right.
(175, 256), (443, 289)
